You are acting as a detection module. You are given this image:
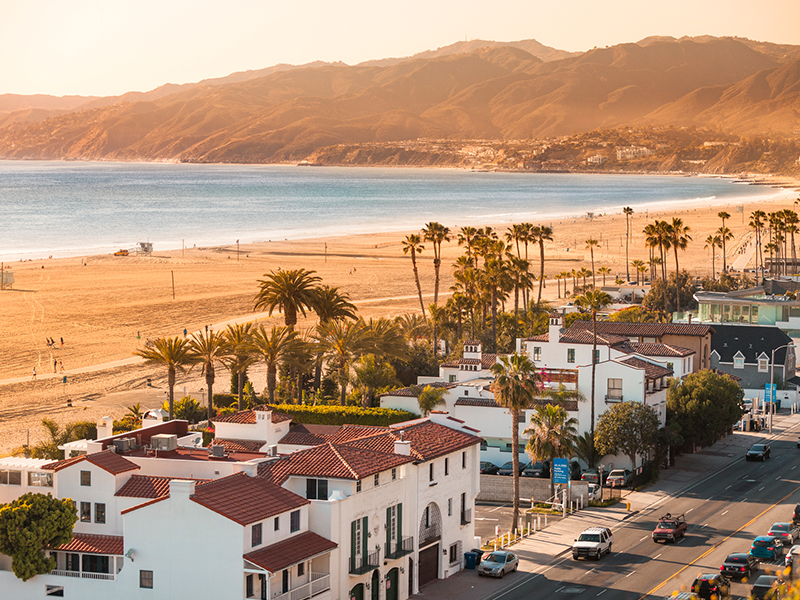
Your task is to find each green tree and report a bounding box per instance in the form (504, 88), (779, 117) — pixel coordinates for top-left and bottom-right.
(416, 385), (447, 416)
(252, 325), (298, 404)
(575, 290), (613, 441)
(718, 211), (731, 272)
(595, 401), (660, 470)
(188, 328), (227, 422)
(642, 271), (697, 314)
(585, 238), (601, 288)
(221, 323), (258, 411)
(27, 419), (97, 460)
(254, 268), (321, 330)
(490, 353), (542, 532)
(0, 493), (78, 581)
(574, 431), (598, 469)
(623, 206), (634, 282)
(134, 336), (195, 420)
(352, 354), (398, 408)
(667, 370), (744, 448)
(314, 319), (371, 405)
(161, 396), (206, 423)
(402, 234), (427, 316)
(704, 234), (722, 280)
(524, 403), (578, 499)
(532, 225), (554, 304)
(422, 221), (451, 305)
(606, 306), (663, 323)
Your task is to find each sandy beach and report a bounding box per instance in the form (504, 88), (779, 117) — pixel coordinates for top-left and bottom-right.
(2, 177), (798, 455)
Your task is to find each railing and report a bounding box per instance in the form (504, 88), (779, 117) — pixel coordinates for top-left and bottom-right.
(50, 569), (116, 581)
(349, 550), (380, 576)
(271, 572), (330, 600)
(461, 508), (472, 525)
(419, 526), (441, 547)
(385, 536), (414, 560)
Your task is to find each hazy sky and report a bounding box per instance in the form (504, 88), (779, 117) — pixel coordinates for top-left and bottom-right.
(2, 0), (799, 97)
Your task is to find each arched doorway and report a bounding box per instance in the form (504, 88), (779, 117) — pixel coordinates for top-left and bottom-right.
(386, 567), (399, 600)
(371, 569), (380, 600)
(418, 502), (442, 587)
(350, 583), (364, 600)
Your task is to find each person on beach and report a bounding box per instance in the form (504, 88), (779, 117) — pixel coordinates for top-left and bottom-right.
(59, 360), (64, 373)
(53, 359), (57, 373)
(32, 367), (36, 380)
(60, 337), (64, 346)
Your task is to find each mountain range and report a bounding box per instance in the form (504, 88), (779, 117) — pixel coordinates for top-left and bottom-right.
(0, 36), (798, 164)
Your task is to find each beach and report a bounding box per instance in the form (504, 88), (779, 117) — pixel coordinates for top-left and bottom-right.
(1, 184), (799, 455)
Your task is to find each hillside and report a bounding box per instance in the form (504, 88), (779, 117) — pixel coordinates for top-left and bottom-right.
(0, 36), (797, 165)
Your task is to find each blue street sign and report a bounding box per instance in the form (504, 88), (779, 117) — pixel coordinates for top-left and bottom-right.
(553, 458), (569, 484)
(765, 383), (776, 402)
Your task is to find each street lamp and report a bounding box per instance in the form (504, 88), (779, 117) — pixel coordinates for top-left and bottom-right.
(199, 387), (206, 409)
(769, 343), (795, 434)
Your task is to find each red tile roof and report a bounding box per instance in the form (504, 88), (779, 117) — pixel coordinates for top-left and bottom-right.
(279, 424), (341, 446)
(212, 438), (265, 452)
(621, 342), (695, 357)
(379, 381), (457, 398)
(619, 356), (674, 379)
(259, 442), (414, 484)
(244, 531), (337, 573)
(211, 405), (292, 424)
(43, 449), (140, 475)
(327, 425), (388, 444)
(191, 472), (308, 525)
(56, 533), (124, 555)
(569, 321), (713, 337)
(345, 420), (482, 462)
(115, 475), (210, 499)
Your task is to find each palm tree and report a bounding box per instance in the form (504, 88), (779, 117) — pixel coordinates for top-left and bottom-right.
(314, 319), (370, 405)
(704, 235), (722, 280)
(718, 211), (731, 272)
(188, 329), (227, 422)
(417, 384), (447, 416)
(574, 431), (597, 469)
(505, 223), (527, 259)
(134, 336), (195, 420)
(630, 259), (646, 285)
(574, 290), (613, 441)
(490, 353), (542, 532)
(254, 268), (321, 330)
(524, 403), (579, 500)
(597, 266), (612, 287)
(585, 238), (601, 288)
(312, 285), (357, 323)
(533, 225), (554, 303)
(669, 218), (692, 313)
(402, 234), (427, 315)
(577, 267), (592, 290)
(352, 354), (397, 408)
(221, 323), (257, 410)
(251, 325), (297, 404)
(395, 313), (430, 345)
(422, 222), (451, 305)
(750, 210), (766, 281)
(623, 207), (634, 282)
(457, 226), (479, 260)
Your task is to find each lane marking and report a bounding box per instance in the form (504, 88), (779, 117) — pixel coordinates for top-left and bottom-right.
(726, 485), (733, 489)
(722, 510), (729, 516)
(654, 553), (662, 560)
(760, 487), (766, 491)
(686, 508), (694, 513)
(626, 571), (635, 578)
(701, 523), (708, 529)
(639, 536), (648, 542)
(637, 484), (800, 600)
(777, 476), (782, 481)
(597, 590), (607, 597)
(742, 497), (748, 502)
(555, 586), (565, 593)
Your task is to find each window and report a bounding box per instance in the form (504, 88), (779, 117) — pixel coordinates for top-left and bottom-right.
(449, 542), (459, 565)
(94, 503), (105, 524)
(462, 451), (466, 469)
(0, 470), (21, 486)
(751, 305), (759, 323)
(290, 510), (300, 533)
(82, 555), (109, 574)
(45, 585), (64, 596)
(356, 480), (362, 493)
(374, 473), (379, 487)
(274, 516), (280, 531)
(594, 349), (600, 364)
(65, 553), (79, 572)
(607, 378), (623, 400)
(246, 574), (254, 598)
(429, 463), (434, 482)
(449, 374), (457, 383)
(80, 502), (91, 523)
(533, 347), (542, 361)
(392, 468), (397, 481)
(140, 570), (153, 589)
(567, 348), (575, 363)
(448, 498), (453, 517)
(28, 471), (53, 487)
(80, 471), (91, 487)
(517, 411), (526, 423)
(252, 523), (262, 547)
(297, 563), (305, 576)
(445, 458), (449, 476)
(306, 478), (328, 500)
(734, 354), (745, 369)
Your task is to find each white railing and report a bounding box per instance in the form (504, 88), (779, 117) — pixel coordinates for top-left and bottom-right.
(271, 572), (330, 600)
(50, 569), (116, 581)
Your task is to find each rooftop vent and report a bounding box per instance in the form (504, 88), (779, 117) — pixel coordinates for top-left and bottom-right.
(210, 445), (226, 458)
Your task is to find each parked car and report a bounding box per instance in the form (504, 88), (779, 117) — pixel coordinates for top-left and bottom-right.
(480, 461), (499, 475)
(690, 573), (731, 600)
(720, 552), (759, 579)
(797, 435), (800, 449)
(522, 460), (550, 478)
(477, 550), (518, 578)
(746, 443), (772, 461)
(750, 536), (785, 561)
(785, 544), (800, 568)
(572, 527), (613, 560)
(768, 522), (799, 546)
(581, 468), (609, 486)
(498, 461), (528, 476)
(750, 575), (783, 600)
(653, 513), (688, 543)
(605, 469), (633, 488)
(793, 504), (800, 527)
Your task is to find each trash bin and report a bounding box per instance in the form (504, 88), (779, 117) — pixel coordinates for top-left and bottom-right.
(471, 549), (484, 566)
(464, 552), (478, 570)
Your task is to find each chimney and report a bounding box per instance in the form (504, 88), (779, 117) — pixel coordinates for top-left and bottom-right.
(234, 462), (258, 477)
(96, 416), (113, 440)
(394, 439), (411, 456)
(168, 479), (196, 499)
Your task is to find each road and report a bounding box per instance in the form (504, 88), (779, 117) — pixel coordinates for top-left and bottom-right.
(482, 426), (800, 600)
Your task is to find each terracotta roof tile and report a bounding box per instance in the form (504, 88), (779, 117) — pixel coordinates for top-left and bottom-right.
(191, 472), (308, 525)
(258, 442), (414, 484)
(481, 353), (498, 369)
(115, 474), (210, 499)
(211, 405), (292, 424)
(327, 425), (389, 444)
(345, 420), (482, 462)
(622, 342), (695, 357)
(212, 438), (265, 452)
(245, 531), (337, 573)
(570, 321), (713, 337)
(525, 333), (550, 342)
(619, 356), (674, 379)
(559, 329), (630, 346)
(43, 449), (140, 475)
(56, 533), (124, 555)
(279, 424), (340, 446)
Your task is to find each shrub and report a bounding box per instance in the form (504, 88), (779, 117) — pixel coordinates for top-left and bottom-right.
(213, 394), (238, 409)
(268, 404), (415, 427)
(161, 397), (206, 424)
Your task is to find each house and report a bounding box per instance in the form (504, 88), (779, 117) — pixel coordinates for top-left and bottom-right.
(709, 323), (798, 403)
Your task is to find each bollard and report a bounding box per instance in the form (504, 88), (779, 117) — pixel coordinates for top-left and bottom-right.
(626, 501), (631, 511)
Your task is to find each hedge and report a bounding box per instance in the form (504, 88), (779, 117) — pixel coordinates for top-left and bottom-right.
(267, 404), (416, 427)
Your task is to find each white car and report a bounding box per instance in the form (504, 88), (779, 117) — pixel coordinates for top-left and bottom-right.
(587, 483), (600, 501)
(573, 527), (613, 560)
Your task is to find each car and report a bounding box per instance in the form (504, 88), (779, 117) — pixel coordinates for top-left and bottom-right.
(477, 550), (518, 578)
(784, 544), (800, 568)
(767, 522), (799, 546)
(605, 469), (633, 488)
(690, 573), (730, 600)
(750, 575), (783, 600)
(750, 536), (785, 561)
(581, 469), (608, 485)
(720, 552), (759, 579)
(742, 399), (753, 411)
(480, 461), (499, 475)
(522, 460), (550, 478)
(653, 513), (688, 543)
(797, 435), (800, 449)
(747, 443), (771, 461)
(572, 526), (613, 560)
(793, 505), (800, 527)
(498, 461), (528, 476)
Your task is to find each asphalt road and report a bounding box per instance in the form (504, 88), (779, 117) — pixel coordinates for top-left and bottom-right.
(480, 425), (800, 600)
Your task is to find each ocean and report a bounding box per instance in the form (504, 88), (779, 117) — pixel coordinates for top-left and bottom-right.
(0, 160), (787, 261)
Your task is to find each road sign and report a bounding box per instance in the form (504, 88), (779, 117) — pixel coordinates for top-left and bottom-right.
(553, 458), (569, 484)
(765, 383), (776, 402)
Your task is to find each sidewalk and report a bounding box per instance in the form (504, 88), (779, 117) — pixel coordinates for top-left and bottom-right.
(411, 411), (800, 600)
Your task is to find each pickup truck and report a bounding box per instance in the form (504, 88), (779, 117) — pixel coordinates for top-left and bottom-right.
(652, 513), (687, 543)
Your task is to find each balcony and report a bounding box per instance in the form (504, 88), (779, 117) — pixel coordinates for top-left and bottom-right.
(349, 550), (380, 576)
(271, 572), (330, 600)
(385, 536), (414, 560)
(461, 508), (472, 525)
(50, 569), (116, 581)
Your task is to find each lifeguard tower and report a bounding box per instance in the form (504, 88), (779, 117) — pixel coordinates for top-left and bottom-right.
(136, 242), (154, 255)
(1, 267), (13, 290)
